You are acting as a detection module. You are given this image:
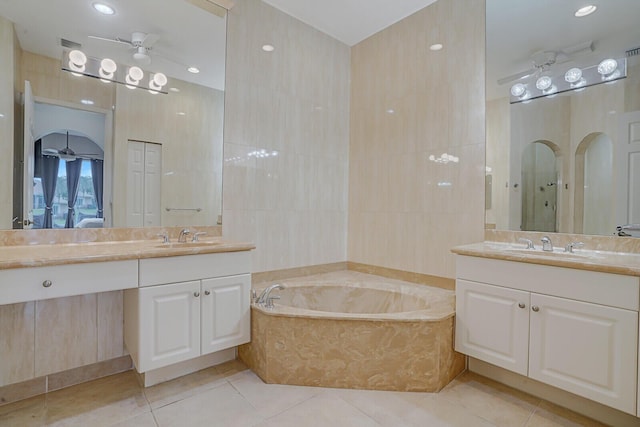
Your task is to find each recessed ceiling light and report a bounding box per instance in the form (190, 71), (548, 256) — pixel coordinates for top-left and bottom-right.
(177, 112), (186, 116)
(169, 87), (180, 93)
(92, 2), (115, 15)
(187, 66), (200, 74)
(574, 5), (596, 17)
(429, 43), (443, 51)
(80, 99), (94, 105)
(262, 44), (275, 52)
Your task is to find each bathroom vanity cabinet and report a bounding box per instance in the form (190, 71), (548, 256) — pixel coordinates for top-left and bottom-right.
(455, 255), (639, 415)
(124, 252), (251, 373)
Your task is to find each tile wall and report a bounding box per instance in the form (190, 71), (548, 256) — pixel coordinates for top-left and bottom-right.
(348, 0), (486, 279)
(223, 0), (351, 273)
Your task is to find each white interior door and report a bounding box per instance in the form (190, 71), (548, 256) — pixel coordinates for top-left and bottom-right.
(616, 110), (640, 228)
(143, 143), (162, 227)
(22, 81), (35, 229)
(126, 141), (145, 227)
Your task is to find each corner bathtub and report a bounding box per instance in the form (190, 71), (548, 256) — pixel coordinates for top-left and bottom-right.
(238, 271), (465, 392)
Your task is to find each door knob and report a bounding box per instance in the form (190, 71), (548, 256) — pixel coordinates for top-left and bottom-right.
(532, 306), (540, 312)
(42, 280), (52, 288)
(518, 302), (525, 309)
(194, 292), (200, 297)
(205, 290), (211, 296)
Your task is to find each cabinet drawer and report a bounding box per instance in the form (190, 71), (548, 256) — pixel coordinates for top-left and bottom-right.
(0, 260), (138, 305)
(139, 252), (251, 287)
(457, 256), (640, 310)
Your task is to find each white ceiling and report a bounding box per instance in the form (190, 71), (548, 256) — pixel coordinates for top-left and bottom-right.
(0, 0), (226, 90)
(263, 0), (438, 46)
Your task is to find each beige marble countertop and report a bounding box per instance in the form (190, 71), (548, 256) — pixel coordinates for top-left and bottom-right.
(452, 242), (640, 277)
(0, 238), (255, 270)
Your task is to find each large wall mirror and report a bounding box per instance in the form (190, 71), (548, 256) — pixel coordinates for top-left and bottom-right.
(0, 0), (226, 230)
(486, 0), (640, 236)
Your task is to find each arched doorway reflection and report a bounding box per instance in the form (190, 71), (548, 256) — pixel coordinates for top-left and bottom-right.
(574, 133), (613, 235)
(521, 140), (559, 232)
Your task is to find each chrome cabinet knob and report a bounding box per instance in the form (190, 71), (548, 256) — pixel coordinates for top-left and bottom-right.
(205, 290), (211, 296)
(532, 305), (540, 312)
(518, 302), (525, 309)
(194, 292), (200, 297)
(42, 280), (52, 288)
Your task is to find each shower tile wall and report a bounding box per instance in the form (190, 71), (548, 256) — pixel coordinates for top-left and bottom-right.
(223, 0), (351, 273)
(348, 0), (486, 279)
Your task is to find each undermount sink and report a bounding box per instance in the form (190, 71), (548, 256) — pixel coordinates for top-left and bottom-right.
(155, 241), (224, 249)
(485, 243), (602, 260)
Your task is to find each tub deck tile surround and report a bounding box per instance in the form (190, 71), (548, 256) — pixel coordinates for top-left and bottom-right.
(240, 271), (464, 392)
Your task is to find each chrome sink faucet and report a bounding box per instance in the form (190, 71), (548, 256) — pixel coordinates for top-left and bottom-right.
(541, 236), (553, 252)
(517, 238), (535, 249)
(192, 231), (207, 242)
(178, 228), (190, 243)
(565, 241), (584, 253)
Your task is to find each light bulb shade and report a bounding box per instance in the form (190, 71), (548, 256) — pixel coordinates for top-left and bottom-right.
(125, 74), (139, 86)
(597, 59), (618, 76)
(536, 76), (552, 91)
(510, 83), (526, 97)
(69, 50), (87, 66)
(153, 72), (168, 87)
(564, 68), (582, 83)
(100, 58), (117, 73)
(128, 66), (144, 82)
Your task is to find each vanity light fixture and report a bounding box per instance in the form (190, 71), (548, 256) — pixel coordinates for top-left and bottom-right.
(535, 76), (552, 91)
(564, 67), (582, 83)
(262, 44), (275, 52)
(574, 5), (597, 17)
(61, 50), (169, 94)
(187, 66), (200, 74)
(597, 58), (618, 76)
(510, 83), (526, 97)
(98, 58), (117, 81)
(429, 43), (443, 51)
(92, 2), (115, 15)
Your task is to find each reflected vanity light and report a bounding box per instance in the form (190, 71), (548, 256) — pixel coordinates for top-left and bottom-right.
(61, 50), (169, 94)
(92, 2), (115, 15)
(262, 44), (275, 52)
(429, 43), (443, 51)
(574, 5), (597, 17)
(509, 57), (626, 104)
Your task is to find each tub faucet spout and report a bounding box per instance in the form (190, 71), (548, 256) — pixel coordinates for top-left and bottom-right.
(256, 283), (284, 306)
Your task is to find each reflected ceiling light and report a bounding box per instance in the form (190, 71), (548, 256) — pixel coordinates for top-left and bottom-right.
(187, 66), (200, 74)
(149, 72), (168, 91)
(68, 49), (87, 74)
(429, 43), (443, 51)
(80, 99), (94, 105)
(169, 87), (180, 92)
(125, 66), (143, 89)
(98, 57), (117, 81)
(92, 2), (115, 15)
(574, 5), (596, 17)
(597, 58), (618, 76)
(535, 76), (552, 91)
(564, 67), (582, 83)
(262, 44), (275, 52)
(510, 83), (526, 97)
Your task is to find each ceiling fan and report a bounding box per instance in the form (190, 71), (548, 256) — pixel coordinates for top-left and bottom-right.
(497, 40), (594, 85)
(42, 132), (95, 161)
(88, 31), (160, 65)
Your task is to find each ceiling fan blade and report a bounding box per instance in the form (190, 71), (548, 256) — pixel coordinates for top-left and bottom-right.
(142, 33), (160, 47)
(88, 35), (133, 46)
(42, 148), (59, 154)
(497, 68), (537, 85)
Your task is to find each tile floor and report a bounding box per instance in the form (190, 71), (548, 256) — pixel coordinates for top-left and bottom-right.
(0, 360), (607, 427)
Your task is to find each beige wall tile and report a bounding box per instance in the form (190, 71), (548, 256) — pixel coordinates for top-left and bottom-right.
(97, 291), (124, 361)
(0, 302), (35, 386)
(348, 0), (486, 280)
(35, 295), (97, 376)
(223, 0), (350, 273)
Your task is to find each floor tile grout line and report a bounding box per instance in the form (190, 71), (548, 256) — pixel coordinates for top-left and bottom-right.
(148, 378), (231, 411)
(329, 391), (385, 426)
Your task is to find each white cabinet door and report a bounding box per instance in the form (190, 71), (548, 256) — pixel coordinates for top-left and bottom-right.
(456, 279), (530, 375)
(529, 293), (638, 415)
(201, 274), (250, 354)
(139, 281), (201, 372)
